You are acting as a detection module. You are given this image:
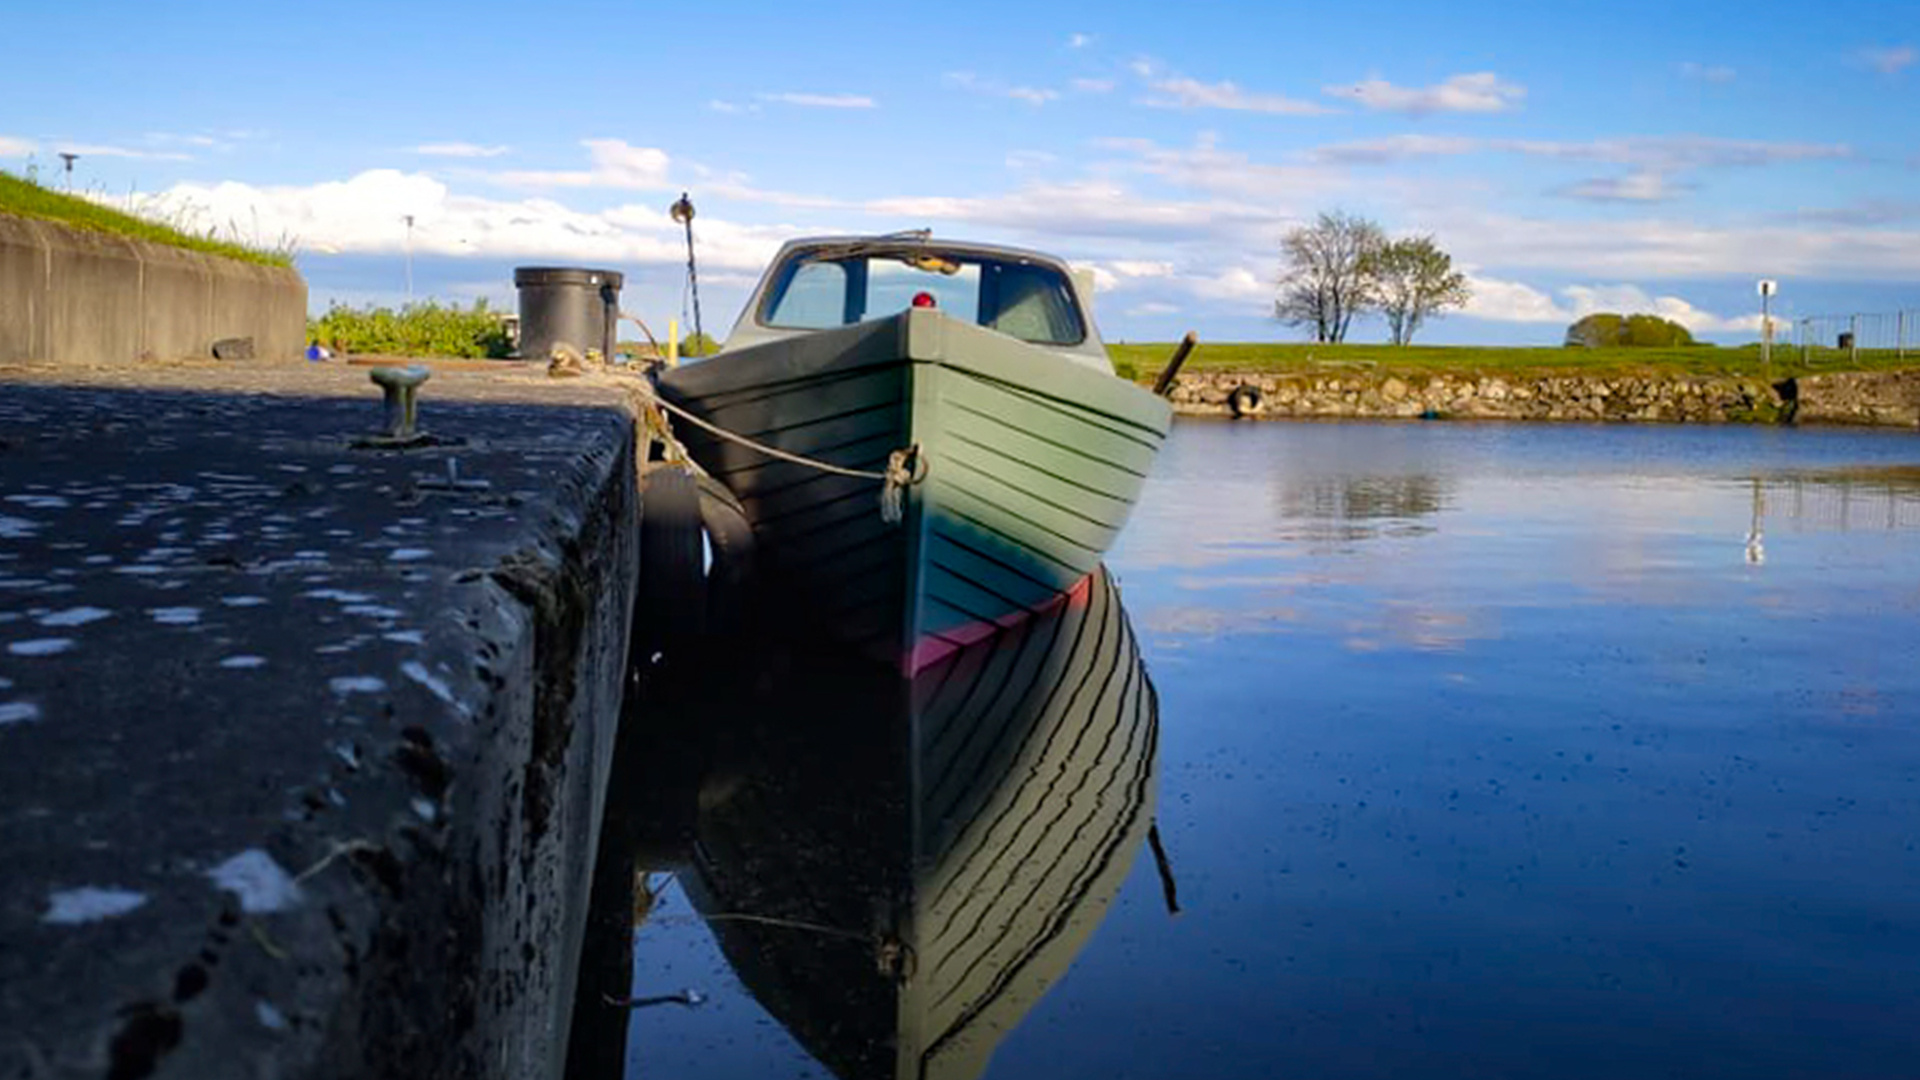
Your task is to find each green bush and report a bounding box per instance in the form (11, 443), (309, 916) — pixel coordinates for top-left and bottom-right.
(309, 299), (513, 358)
(1565, 312), (1694, 348)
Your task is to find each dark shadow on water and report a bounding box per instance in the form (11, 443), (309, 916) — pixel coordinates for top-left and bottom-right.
(568, 565), (1159, 1080)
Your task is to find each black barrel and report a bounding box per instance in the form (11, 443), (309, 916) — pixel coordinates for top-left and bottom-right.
(514, 267), (624, 361)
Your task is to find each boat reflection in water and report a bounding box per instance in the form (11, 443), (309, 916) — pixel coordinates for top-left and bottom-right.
(615, 563), (1158, 1080)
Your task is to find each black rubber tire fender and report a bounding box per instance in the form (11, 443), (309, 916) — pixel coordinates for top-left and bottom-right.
(1228, 383), (1264, 418)
(638, 467), (706, 654)
(693, 473), (756, 633)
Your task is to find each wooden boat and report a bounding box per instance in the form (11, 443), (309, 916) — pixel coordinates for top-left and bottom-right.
(674, 564), (1158, 1080)
(656, 235), (1171, 670)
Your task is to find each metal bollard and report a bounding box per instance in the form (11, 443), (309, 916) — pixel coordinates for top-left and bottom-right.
(369, 365), (431, 440)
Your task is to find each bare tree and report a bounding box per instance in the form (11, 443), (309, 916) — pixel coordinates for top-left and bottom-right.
(1373, 236), (1471, 345)
(1274, 211), (1385, 343)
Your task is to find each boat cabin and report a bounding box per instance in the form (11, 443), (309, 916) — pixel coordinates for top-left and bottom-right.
(722, 235), (1112, 368)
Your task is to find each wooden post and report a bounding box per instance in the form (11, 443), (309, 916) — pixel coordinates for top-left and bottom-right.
(1151, 332), (1199, 397)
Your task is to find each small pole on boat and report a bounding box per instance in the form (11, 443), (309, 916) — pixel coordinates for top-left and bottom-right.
(1151, 331), (1199, 397)
(670, 193), (705, 356)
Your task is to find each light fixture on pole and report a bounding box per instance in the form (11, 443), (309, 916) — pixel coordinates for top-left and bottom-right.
(58, 153), (78, 190)
(670, 193), (704, 356)
(403, 215), (416, 303)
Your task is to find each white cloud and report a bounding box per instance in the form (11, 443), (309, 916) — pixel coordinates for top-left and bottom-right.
(1004, 150), (1058, 170)
(1102, 135), (1348, 209)
(1080, 259), (1176, 292)
(1067, 33), (1092, 49)
(1678, 62), (1737, 83)
(1127, 301), (1180, 316)
(1071, 77), (1116, 93)
(1308, 134), (1479, 165)
(1460, 276), (1570, 323)
(0, 135), (36, 157)
(1859, 45), (1916, 75)
(1007, 86), (1060, 106)
(1561, 284), (1760, 332)
(1301, 133), (1850, 173)
(1557, 171), (1691, 202)
(52, 143), (192, 162)
(1324, 72), (1525, 115)
(132, 168), (792, 272)
(1507, 135), (1850, 171)
(413, 142), (510, 158)
(494, 139), (673, 190)
(1190, 266), (1272, 303)
(144, 132), (224, 149)
(1142, 76), (1334, 115)
(1108, 259), (1176, 278)
(708, 100), (760, 114)
(946, 72), (1061, 106)
(1443, 205), (1920, 280)
(756, 92), (877, 109)
(867, 180), (1280, 242)
(1462, 276), (1763, 332)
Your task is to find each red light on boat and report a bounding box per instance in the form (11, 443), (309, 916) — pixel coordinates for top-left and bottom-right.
(912, 291), (937, 308)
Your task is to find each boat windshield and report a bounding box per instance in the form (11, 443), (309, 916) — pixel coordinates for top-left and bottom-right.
(759, 249), (1086, 346)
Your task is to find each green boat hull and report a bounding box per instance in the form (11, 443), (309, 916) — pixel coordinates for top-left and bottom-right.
(658, 309), (1171, 667)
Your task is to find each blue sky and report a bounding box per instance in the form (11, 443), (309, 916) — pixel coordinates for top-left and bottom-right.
(3, 0), (1916, 345)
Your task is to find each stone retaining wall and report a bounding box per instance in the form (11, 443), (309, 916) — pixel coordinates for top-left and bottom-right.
(1795, 369), (1920, 427)
(1165, 370), (1869, 424)
(0, 212), (306, 365)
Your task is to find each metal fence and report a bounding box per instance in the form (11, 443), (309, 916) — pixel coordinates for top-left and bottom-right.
(1795, 310), (1918, 364)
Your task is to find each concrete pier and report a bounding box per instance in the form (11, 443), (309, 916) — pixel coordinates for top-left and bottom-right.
(0, 361), (641, 1079)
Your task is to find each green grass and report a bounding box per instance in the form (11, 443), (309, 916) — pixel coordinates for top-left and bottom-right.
(1108, 340), (1920, 381)
(310, 300), (512, 358)
(0, 170), (293, 267)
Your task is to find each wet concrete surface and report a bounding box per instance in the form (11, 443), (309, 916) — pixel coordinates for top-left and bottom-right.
(0, 361), (641, 1079)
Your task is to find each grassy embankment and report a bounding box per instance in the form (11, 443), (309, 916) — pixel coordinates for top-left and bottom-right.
(1107, 341), (1919, 382)
(0, 170), (293, 268)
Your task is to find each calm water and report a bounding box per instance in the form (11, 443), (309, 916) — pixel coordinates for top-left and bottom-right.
(613, 419), (1920, 1079)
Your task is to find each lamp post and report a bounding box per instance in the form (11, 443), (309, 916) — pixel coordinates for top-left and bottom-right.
(58, 152), (78, 190)
(402, 215), (416, 303)
(670, 193), (703, 355)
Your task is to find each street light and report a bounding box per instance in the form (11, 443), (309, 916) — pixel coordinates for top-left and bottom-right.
(670, 193), (704, 355)
(58, 152), (78, 190)
(403, 215), (415, 303)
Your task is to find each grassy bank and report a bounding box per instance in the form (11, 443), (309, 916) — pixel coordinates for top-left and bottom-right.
(0, 170), (293, 267)
(1108, 340), (1920, 381)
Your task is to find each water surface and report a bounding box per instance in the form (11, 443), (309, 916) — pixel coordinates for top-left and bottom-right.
(619, 419), (1920, 1079)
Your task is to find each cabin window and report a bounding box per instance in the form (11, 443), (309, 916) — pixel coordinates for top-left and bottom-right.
(762, 259), (851, 330)
(760, 250), (1086, 345)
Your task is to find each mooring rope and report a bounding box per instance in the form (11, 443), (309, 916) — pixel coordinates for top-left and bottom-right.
(617, 372), (922, 524)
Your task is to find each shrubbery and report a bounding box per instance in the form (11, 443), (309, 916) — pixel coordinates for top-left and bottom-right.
(309, 300), (513, 358)
(1565, 312), (1697, 348)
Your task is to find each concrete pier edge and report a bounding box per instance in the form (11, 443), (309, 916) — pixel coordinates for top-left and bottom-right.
(0, 362), (644, 1079)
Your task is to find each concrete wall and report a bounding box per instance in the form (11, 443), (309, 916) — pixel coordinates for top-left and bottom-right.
(0, 211), (306, 364)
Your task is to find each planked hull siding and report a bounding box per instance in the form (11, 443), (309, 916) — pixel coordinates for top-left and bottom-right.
(680, 565), (1157, 1080)
(902, 567), (1157, 1080)
(658, 309), (1170, 665)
